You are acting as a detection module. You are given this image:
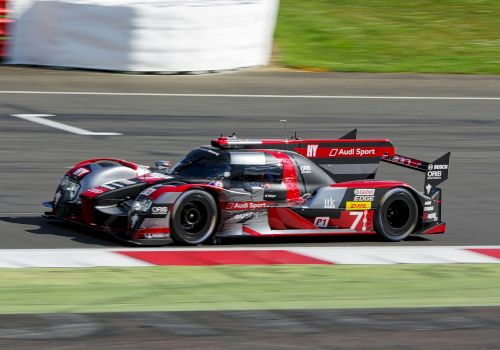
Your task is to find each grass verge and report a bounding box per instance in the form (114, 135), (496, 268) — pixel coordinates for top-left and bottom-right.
(1, 264), (500, 314)
(275, 0), (500, 73)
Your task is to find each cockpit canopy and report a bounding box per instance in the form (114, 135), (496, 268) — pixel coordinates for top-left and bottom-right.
(170, 146), (334, 194)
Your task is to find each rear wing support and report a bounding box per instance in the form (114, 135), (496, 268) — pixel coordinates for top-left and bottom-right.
(382, 152), (451, 195)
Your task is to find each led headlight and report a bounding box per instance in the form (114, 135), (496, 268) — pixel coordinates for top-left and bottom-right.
(131, 197), (153, 212)
(58, 176), (81, 201)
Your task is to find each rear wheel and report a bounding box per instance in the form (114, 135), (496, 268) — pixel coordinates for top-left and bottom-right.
(170, 190), (218, 245)
(374, 188), (419, 242)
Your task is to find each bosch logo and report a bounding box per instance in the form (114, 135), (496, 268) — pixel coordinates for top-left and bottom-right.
(428, 164), (433, 170)
(433, 164), (448, 170)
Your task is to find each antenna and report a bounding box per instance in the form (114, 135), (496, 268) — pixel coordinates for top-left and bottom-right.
(280, 119), (287, 140)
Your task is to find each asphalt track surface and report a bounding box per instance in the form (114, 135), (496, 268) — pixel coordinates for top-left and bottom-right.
(0, 307), (499, 349)
(1, 66), (500, 248)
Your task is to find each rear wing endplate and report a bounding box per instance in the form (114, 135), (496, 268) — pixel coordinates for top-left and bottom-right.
(382, 152), (451, 195)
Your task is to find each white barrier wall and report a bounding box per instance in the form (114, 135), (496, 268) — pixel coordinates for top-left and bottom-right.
(8, 0), (279, 72)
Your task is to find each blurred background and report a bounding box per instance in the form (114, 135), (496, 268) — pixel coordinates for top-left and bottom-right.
(3, 0), (500, 73)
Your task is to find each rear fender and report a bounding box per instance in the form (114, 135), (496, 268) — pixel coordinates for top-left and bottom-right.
(307, 180), (412, 210)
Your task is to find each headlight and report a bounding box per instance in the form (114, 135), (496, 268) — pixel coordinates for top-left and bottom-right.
(58, 176), (80, 201)
(131, 198), (153, 212)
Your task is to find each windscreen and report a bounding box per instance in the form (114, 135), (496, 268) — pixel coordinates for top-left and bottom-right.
(170, 148), (230, 179)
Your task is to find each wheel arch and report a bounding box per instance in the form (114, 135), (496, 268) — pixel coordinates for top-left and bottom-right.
(196, 186), (223, 232)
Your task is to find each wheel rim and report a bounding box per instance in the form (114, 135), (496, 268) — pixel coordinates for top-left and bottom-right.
(385, 199), (410, 231)
(178, 199), (209, 240)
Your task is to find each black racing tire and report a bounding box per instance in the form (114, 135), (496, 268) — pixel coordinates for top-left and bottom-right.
(170, 190), (218, 245)
(374, 188), (419, 242)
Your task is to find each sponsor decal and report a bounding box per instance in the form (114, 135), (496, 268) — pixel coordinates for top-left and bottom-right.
(424, 201), (432, 206)
(225, 202), (269, 210)
(140, 187), (157, 196)
(434, 164), (448, 170)
(149, 205), (169, 218)
(428, 163), (448, 171)
(88, 188), (104, 194)
(144, 233), (169, 239)
(427, 212), (438, 221)
(392, 155), (422, 168)
(101, 183), (120, 190)
(300, 165), (312, 174)
(264, 193), (277, 199)
(427, 170), (443, 180)
(73, 167), (90, 177)
(307, 144), (319, 157)
(346, 201), (372, 210)
(353, 195), (375, 201)
(324, 197), (336, 209)
(329, 148), (376, 157)
(120, 179), (137, 185)
(209, 180), (224, 188)
(101, 179), (138, 190)
(234, 212), (256, 221)
(354, 189), (375, 196)
(314, 217), (329, 228)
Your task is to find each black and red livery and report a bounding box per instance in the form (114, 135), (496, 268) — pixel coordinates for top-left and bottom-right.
(45, 130), (450, 245)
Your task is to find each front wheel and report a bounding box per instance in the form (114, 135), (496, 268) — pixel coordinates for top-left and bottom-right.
(374, 188), (419, 242)
(170, 190), (218, 245)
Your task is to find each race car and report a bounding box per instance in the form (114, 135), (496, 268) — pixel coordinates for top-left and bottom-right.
(44, 130), (450, 245)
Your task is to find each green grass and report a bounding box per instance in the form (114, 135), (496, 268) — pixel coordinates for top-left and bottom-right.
(1, 264), (500, 314)
(274, 0), (500, 73)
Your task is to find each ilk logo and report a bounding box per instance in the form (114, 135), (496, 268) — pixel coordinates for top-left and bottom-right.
(324, 197), (336, 208)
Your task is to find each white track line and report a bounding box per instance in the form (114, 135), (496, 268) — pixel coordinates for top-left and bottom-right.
(12, 114), (122, 136)
(2, 91), (500, 100)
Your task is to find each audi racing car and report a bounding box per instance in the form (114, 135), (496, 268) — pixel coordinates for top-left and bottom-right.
(44, 130), (450, 245)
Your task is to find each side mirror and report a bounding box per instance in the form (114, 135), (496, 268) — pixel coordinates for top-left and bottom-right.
(155, 160), (171, 170)
(243, 183), (264, 194)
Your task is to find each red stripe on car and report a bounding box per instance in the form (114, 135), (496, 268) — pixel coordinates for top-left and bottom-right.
(261, 150), (300, 200)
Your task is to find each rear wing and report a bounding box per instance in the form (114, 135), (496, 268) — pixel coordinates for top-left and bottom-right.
(211, 129), (450, 192)
(382, 152), (451, 195)
(212, 129), (395, 183)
